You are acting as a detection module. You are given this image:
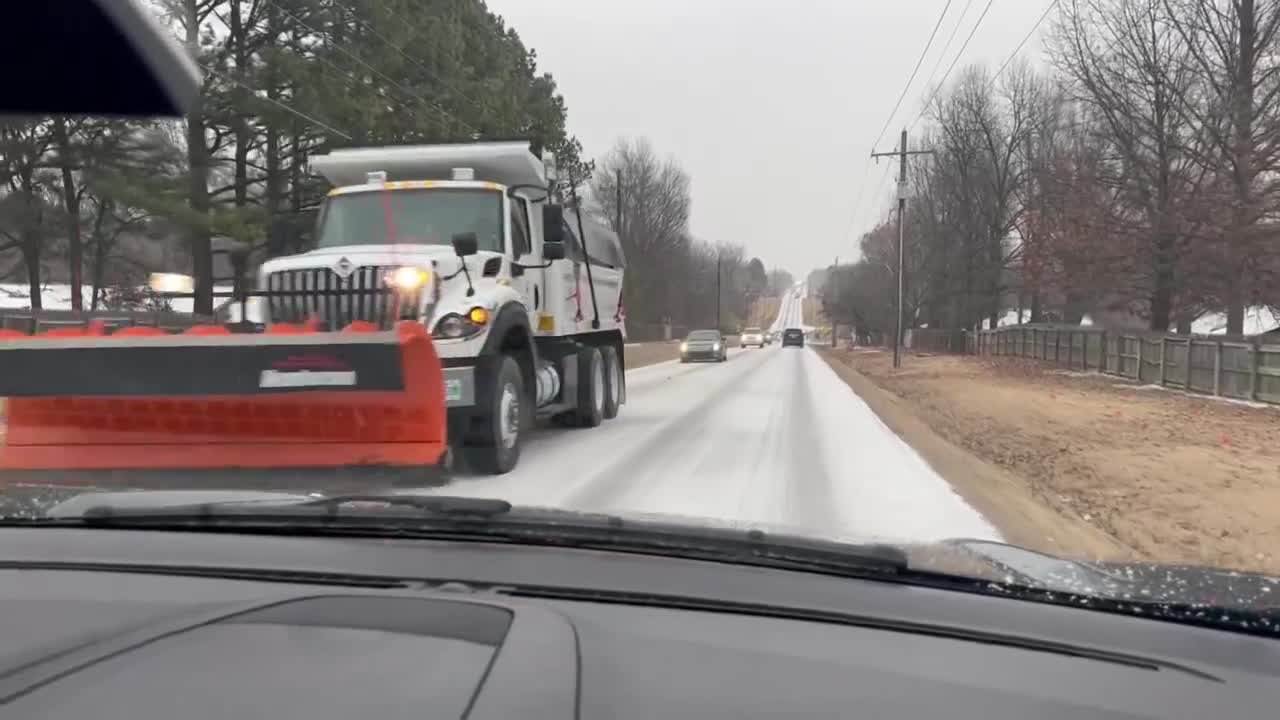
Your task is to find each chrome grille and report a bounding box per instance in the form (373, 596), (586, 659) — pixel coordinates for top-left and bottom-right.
(264, 265), (423, 329)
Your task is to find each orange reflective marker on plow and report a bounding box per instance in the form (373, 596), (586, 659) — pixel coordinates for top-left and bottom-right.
(0, 320), (449, 489)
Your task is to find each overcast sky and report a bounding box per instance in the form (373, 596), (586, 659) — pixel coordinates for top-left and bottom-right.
(483, 0), (1052, 279)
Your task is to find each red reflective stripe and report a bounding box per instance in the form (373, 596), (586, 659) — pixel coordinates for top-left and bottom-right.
(36, 328), (88, 337)
(0, 329), (27, 339)
(113, 327), (167, 336)
(343, 321), (379, 333)
(185, 325), (232, 335)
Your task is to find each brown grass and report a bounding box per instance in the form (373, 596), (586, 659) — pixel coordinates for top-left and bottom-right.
(820, 348), (1280, 574)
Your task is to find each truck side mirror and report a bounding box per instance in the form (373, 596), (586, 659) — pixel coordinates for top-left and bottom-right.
(210, 237), (252, 286)
(451, 232), (479, 257)
(543, 205), (566, 245)
(229, 244), (251, 296)
(542, 242), (566, 261)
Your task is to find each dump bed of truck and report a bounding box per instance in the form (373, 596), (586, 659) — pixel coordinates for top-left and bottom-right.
(311, 141), (547, 187)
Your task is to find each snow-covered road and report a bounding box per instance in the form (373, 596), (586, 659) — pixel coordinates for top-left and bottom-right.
(438, 286), (1001, 546)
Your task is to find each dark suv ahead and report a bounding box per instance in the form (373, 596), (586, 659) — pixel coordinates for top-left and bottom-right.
(782, 328), (805, 347)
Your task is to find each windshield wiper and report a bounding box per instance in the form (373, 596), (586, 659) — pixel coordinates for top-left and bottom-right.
(13, 494), (1280, 637)
(299, 494), (514, 516)
(28, 493), (911, 578)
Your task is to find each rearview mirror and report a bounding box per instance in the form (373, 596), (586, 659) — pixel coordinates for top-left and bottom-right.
(10, 1), (201, 116)
(542, 242), (566, 261)
(543, 205), (566, 245)
(451, 232), (479, 257)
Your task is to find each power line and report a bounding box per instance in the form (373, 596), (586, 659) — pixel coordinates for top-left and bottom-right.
(842, 158), (876, 249)
(851, 1), (955, 252)
(989, 0), (1059, 86)
(327, 0), (488, 120)
(909, 0), (997, 132)
(199, 62), (353, 140)
(918, 0), (975, 96)
(263, 0), (476, 134)
(845, 158), (896, 252)
(870, 0), (955, 154)
(207, 11), (435, 134)
(868, 160), (895, 223)
(304, 44), (423, 117)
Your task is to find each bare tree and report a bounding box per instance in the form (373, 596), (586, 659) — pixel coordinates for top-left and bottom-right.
(1162, 0), (1280, 333)
(591, 137), (693, 326)
(1049, 0), (1211, 331)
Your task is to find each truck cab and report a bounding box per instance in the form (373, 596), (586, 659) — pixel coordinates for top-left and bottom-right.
(247, 141), (628, 474)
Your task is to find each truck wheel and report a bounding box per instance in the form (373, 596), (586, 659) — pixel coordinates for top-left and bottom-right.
(570, 345), (605, 428)
(466, 354), (524, 474)
(601, 345), (622, 420)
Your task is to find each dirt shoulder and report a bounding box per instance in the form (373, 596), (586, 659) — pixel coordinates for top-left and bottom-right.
(625, 341), (680, 369)
(818, 348), (1280, 575)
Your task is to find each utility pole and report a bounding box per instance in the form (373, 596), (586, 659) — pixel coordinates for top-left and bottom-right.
(615, 169), (623, 235)
(831, 256), (838, 348)
(871, 129), (933, 369)
(715, 253), (722, 331)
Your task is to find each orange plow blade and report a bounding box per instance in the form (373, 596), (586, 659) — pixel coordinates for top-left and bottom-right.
(0, 321), (448, 489)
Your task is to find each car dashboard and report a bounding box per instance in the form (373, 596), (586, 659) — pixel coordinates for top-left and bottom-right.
(0, 527), (1275, 719)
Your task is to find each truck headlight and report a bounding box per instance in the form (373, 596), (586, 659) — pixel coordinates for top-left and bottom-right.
(385, 266), (430, 292)
(148, 272), (194, 294)
(680, 342), (688, 352)
(432, 307), (490, 339)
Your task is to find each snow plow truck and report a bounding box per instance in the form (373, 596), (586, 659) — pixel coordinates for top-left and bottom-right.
(262, 140), (629, 474)
(0, 141), (627, 484)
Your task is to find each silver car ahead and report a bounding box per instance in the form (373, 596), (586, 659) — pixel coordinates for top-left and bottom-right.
(680, 329), (727, 362)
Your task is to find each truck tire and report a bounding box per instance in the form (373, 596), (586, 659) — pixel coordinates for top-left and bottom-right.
(465, 354), (524, 474)
(601, 345), (622, 420)
(570, 345), (605, 428)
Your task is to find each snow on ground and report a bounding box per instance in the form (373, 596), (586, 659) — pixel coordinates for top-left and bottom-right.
(998, 309), (1096, 327)
(1191, 307), (1279, 336)
(433, 282), (1000, 546)
(997, 305), (1279, 336)
(0, 283), (202, 314)
(0, 284), (95, 311)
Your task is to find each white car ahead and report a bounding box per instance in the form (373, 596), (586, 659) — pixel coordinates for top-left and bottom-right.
(740, 327), (765, 348)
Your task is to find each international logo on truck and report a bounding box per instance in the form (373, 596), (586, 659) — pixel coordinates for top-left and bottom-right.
(331, 256), (356, 279)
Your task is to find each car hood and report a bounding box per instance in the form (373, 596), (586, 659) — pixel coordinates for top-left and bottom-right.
(13, 488), (1280, 612)
(943, 538), (1280, 612)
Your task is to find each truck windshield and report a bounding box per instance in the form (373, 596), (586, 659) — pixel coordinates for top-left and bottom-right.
(316, 188), (503, 252)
